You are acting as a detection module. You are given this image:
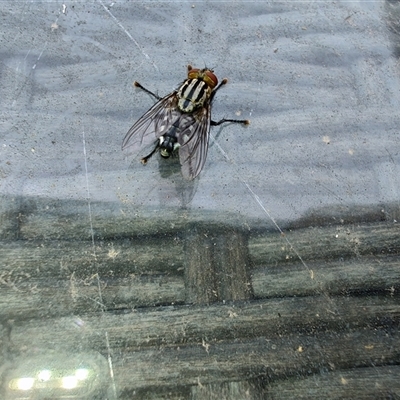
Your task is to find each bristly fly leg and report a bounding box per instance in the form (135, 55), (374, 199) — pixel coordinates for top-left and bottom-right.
(210, 77), (229, 102)
(141, 140), (160, 164)
(210, 78), (250, 126)
(211, 118), (250, 126)
(134, 81), (161, 101)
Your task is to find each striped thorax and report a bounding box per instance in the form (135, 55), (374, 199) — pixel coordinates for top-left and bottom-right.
(177, 67), (218, 113)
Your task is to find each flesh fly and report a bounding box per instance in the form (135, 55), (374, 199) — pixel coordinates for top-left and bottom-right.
(122, 65), (249, 180)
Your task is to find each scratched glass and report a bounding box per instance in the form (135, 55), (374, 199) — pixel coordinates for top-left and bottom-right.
(1, 1), (399, 399)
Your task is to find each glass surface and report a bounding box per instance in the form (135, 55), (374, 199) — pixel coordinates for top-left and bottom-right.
(1, 1), (399, 399)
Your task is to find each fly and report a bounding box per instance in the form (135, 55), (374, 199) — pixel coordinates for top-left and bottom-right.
(122, 65), (249, 180)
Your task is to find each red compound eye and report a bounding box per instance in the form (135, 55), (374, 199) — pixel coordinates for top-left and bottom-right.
(187, 68), (200, 80)
(203, 70), (218, 88)
(187, 68), (218, 88)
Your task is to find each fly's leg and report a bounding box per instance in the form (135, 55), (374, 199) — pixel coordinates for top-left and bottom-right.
(210, 78), (250, 125)
(211, 118), (250, 126)
(210, 78), (229, 102)
(141, 140), (160, 164)
(134, 81), (161, 101)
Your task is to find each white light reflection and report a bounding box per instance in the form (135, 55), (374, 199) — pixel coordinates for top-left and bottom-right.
(38, 369), (51, 381)
(75, 368), (89, 380)
(16, 377), (35, 390)
(62, 375), (78, 389)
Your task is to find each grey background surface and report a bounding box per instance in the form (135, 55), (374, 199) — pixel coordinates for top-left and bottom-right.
(2, 1), (399, 226)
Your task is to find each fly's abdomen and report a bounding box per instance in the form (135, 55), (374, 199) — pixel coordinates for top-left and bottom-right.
(159, 114), (194, 158)
(177, 79), (212, 113)
(159, 121), (180, 158)
(159, 136), (177, 158)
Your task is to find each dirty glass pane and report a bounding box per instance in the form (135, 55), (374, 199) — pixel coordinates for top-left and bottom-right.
(1, 1), (399, 399)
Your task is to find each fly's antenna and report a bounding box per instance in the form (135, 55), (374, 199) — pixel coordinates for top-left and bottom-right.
(202, 58), (217, 72)
(209, 62), (218, 72)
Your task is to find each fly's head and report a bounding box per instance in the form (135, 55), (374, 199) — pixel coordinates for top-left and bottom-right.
(187, 65), (218, 89)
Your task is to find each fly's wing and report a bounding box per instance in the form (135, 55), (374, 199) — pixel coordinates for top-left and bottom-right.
(122, 93), (179, 156)
(178, 105), (211, 180)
